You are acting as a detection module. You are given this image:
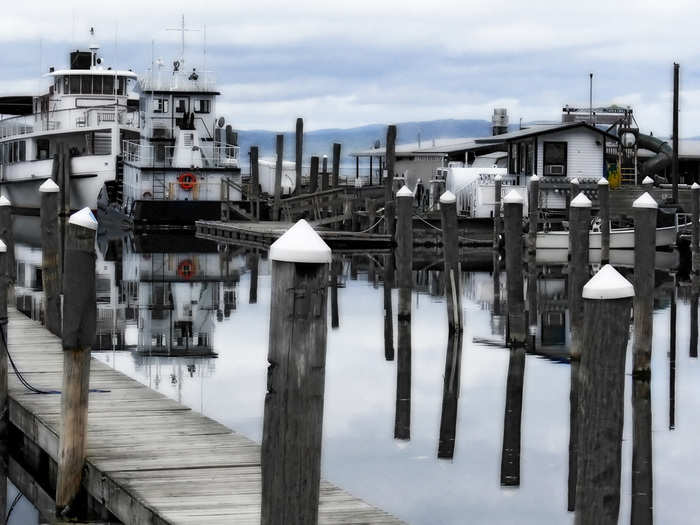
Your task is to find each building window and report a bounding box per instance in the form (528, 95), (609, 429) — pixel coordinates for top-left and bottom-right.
(175, 99), (187, 113)
(195, 99), (210, 113)
(153, 98), (169, 113)
(543, 141), (567, 176)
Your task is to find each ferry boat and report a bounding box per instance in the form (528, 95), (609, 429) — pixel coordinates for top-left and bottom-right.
(0, 29), (140, 214)
(115, 51), (243, 227)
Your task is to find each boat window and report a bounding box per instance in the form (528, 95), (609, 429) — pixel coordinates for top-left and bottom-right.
(153, 98), (169, 114)
(81, 75), (92, 95)
(19, 141), (25, 162)
(117, 77), (126, 96)
(92, 76), (103, 95)
(195, 99), (210, 113)
(63, 76), (69, 94)
(70, 75), (81, 94)
(543, 142), (567, 176)
(103, 75), (114, 95)
(54, 77), (61, 94)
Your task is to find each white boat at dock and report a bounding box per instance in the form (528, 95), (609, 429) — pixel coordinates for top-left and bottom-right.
(535, 221), (687, 250)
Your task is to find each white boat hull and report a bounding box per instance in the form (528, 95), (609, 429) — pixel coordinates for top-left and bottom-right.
(535, 224), (682, 250)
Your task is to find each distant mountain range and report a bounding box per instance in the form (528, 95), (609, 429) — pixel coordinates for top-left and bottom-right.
(236, 119), (494, 165)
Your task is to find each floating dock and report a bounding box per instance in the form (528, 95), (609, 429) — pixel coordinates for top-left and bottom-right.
(6, 308), (404, 524)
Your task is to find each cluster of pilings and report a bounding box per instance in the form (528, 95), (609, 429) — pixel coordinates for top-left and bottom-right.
(494, 171), (700, 524)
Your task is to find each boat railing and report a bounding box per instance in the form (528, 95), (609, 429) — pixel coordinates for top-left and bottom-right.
(140, 69), (217, 92)
(121, 139), (240, 169)
(0, 104), (139, 140)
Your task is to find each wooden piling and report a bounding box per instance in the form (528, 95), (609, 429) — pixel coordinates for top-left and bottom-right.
(250, 146), (260, 220)
(0, 240), (7, 522)
(332, 143), (341, 187)
(567, 360), (580, 511)
(295, 118), (303, 194)
(440, 191), (462, 333)
(672, 62), (680, 204)
(597, 177), (610, 264)
(500, 346), (525, 486)
(321, 156), (329, 191)
(309, 156), (319, 194)
(568, 193), (591, 360)
(527, 175), (539, 256)
(438, 332), (463, 459)
(575, 265), (633, 525)
(56, 208), (98, 513)
(692, 182), (700, 273)
(503, 190), (526, 346)
(261, 220), (331, 525)
(632, 192), (658, 377)
(642, 176), (654, 191)
(383, 253), (395, 361)
(385, 125), (397, 238)
(631, 378), (653, 525)
(273, 134), (284, 220)
(494, 175), (502, 249)
(0, 196), (15, 284)
(40, 179), (62, 336)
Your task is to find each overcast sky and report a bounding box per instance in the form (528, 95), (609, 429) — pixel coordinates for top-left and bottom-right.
(3, 1), (700, 134)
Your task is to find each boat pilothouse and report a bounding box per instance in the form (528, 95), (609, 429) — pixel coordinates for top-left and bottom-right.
(118, 43), (242, 226)
(0, 28), (139, 213)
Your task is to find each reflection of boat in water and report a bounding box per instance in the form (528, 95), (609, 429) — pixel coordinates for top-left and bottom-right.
(535, 222), (687, 250)
(535, 248), (679, 269)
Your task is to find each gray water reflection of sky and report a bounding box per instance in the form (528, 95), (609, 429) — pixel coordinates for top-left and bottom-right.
(93, 264), (700, 525)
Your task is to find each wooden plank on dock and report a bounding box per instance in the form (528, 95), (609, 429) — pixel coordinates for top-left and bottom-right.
(6, 308), (404, 525)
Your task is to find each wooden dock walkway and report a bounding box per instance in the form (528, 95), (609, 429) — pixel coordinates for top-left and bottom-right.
(6, 308), (404, 524)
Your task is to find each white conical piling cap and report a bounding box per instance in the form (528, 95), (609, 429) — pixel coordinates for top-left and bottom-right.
(503, 189), (524, 204)
(530, 174), (540, 182)
(633, 192), (658, 209)
(494, 174), (503, 182)
(269, 219), (331, 264)
(0, 195), (10, 206)
(39, 179), (60, 193)
(582, 264), (634, 300)
(692, 182), (700, 190)
(642, 176), (654, 185)
(0, 240), (6, 253)
(440, 190), (456, 204)
(570, 177), (580, 185)
(597, 177), (609, 186)
(397, 185), (413, 198)
(68, 207), (98, 230)
(570, 193), (592, 207)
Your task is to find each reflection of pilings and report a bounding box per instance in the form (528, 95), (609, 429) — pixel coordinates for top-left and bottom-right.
(631, 378), (653, 525)
(438, 332), (463, 459)
(691, 288), (698, 358)
(575, 266), (633, 525)
(669, 284), (677, 430)
(383, 254), (395, 361)
(493, 251), (502, 316)
(394, 286), (411, 441)
(331, 259), (341, 329)
(248, 251), (259, 305)
(568, 361), (579, 512)
(500, 346), (526, 486)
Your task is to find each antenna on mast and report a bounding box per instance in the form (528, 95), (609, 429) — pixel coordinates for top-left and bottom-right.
(167, 14), (199, 66)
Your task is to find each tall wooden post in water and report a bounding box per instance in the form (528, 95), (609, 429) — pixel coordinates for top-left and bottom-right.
(597, 177), (610, 264)
(321, 155), (329, 191)
(503, 190), (526, 346)
(440, 191), (462, 333)
(395, 186), (413, 440)
(261, 219), (331, 525)
(40, 179), (62, 336)
(527, 175), (539, 256)
(273, 134), (284, 220)
(672, 62), (680, 204)
(493, 174), (502, 249)
(332, 143), (341, 187)
(633, 192), (657, 377)
(568, 193), (591, 360)
(309, 156), (319, 194)
(575, 265), (633, 525)
(384, 125), (397, 238)
(56, 207), (98, 513)
(295, 118), (303, 194)
(250, 146), (260, 220)
(692, 182), (700, 274)
(0, 196), (15, 284)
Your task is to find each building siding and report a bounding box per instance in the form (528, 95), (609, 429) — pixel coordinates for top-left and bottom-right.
(536, 128), (605, 180)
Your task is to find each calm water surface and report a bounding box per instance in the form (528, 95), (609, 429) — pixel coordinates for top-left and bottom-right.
(8, 225), (700, 524)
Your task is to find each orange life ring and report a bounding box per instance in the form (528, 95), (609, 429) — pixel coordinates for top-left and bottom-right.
(177, 259), (196, 280)
(178, 172), (196, 191)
